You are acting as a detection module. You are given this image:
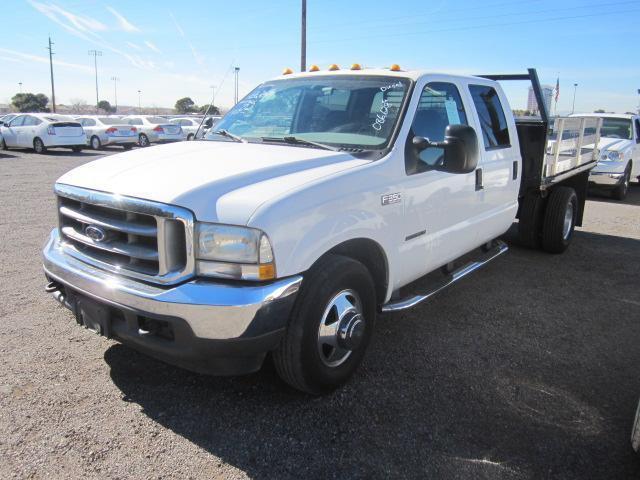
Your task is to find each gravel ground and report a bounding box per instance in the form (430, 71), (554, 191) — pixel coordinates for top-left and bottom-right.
(1, 146), (639, 479)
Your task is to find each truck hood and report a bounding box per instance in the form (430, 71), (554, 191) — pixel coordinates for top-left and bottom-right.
(57, 141), (369, 224)
(592, 137), (633, 152)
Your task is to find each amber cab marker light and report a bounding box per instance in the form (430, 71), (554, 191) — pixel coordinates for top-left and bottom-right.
(282, 67), (294, 75)
(351, 63), (362, 70)
(390, 64), (402, 72)
(328, 64), (340, 71)
(309, 65), (320, 72)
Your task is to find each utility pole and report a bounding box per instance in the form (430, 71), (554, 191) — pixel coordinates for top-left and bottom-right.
(137, 90), (142, 113)
(234, 67), (240, 104)
(571, 83), (578, 114)
(301, 0), (307, 72)
(111, 76), (119, 112)
(47, 37), (56, 113)
(18, 82), (22, 93)
(88, 50), (102, 113)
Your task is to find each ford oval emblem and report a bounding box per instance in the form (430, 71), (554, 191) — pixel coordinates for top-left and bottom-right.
(85, 225), (106, 242)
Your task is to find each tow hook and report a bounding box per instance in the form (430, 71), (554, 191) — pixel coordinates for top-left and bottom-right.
(45, 281), (61, 293)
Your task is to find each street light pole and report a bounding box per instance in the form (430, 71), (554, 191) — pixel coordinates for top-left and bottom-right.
(234, 67), (240, 105)
(111, 76), (119, 113)
(88, 50), (102, 113)
(47, 37), (56, 113)
(137, 90), (142, 113)
(571, 83), (578, 114)
(301, 0), (307, 72)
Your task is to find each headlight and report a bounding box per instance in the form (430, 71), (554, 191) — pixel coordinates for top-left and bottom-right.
(195, 223), (275, 281)
(606, 151), (624, 161)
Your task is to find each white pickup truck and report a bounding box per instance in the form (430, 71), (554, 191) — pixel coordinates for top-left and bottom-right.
(570, 113), (640, 200)
(43, 67), (601, 394)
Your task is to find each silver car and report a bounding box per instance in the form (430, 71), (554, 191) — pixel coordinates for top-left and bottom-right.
(170, 117), (203, 141)
(121, 115), (183, 147)
(75, 116), (138, 150)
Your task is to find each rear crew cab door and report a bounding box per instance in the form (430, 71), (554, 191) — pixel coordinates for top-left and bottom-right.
(465, 82), (520, 240)
(399, 78), (485, 284)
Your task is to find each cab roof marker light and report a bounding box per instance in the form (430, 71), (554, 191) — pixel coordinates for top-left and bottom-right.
(309, 65), (320, 72)
(351, 63), (362, 70)
(390, 64), (402, 72)
(328, 64), (340, 71)
(282, 67), (294, 75)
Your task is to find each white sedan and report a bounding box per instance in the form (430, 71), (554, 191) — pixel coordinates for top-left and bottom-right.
(1, 113), (85, 153)
(170, 117), (203, 141)
(121, 116), (183, 147)
(75, 115), (138, 150)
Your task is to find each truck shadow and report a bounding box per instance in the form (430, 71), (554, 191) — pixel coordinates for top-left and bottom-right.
(104, 230), (640, 479)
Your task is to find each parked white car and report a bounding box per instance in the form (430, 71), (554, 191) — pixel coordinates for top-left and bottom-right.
(75, 116), (138, 150)
(170, 117), (202, 141)
(43, 67), (599, 393)
(571, 113), (640, 200)
(121, 115), (183, 147)
(1, 113), (85, 153)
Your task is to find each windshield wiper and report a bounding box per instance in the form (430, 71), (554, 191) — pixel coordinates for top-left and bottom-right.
(261, 136), (340, 152)
(210, 129), (247, 143)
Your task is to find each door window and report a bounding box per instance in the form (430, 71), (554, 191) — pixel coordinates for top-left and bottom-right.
(128, 118), (143, 126)
(635, 119), (640, 143)
(23, 116), (41, 126)
(83, 118), (96, 127)
(469, 85), (510, 149)
(407, 82), (468, 174)
(10, 115), (26, 127)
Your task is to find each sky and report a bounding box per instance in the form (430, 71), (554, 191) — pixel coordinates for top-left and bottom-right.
(1, 0), (639, 114)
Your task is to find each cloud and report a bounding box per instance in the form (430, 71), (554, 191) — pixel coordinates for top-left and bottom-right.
(28, 1), (107, 42)
(144, 41), (161, 54)
(168, 11), (204, 66)
(126, 41), (143, 51)
(0, 48), (93, 74)
(106, 6), (140, 32)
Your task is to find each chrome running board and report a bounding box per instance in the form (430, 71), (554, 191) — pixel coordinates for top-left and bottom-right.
(381, 240), (509, 313)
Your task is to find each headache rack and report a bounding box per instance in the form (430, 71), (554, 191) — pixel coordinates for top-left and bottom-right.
(477, 69), (602, 195)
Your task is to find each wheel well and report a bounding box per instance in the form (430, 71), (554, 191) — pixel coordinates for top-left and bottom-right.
(325, 238), (388, 305)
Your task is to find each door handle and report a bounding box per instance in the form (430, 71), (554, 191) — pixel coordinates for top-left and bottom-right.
(475, 168), (483, 191)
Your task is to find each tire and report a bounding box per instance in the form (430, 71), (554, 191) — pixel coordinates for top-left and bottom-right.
(612, 164), (631, 201)
(187, 134), (194, 141)
(33, 137), (46, 154)
(138, 133), (149, 147)
(632, 399), (640, 453)
(1, 137), (7, 150)
(122, 144), (133, 150)
(273, 254), (376, 395)
(517, 192), (546, 249)
(541, 186), (578, 254)
(90, 136), (101, 150)
(71, 146), (83, 153)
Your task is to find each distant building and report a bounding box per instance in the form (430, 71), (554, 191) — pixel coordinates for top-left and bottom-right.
(527, 85), (554, 115)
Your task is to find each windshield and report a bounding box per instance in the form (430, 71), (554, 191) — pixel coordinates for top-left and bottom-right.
(207, 75), (411, 150)
(599, 117), (632, 139)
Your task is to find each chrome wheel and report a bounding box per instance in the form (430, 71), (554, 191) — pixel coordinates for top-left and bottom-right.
(562, 202), (574, 240)
(138, 134), (149, 147)
(91, 136), (101, 149)
(317, 289), (365, 368)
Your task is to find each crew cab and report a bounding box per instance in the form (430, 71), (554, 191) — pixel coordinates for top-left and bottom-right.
(570, 113), (640, 200)
(42, 67), (600, 394)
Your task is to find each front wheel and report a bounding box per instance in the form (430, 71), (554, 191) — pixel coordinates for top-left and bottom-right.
(542, 186), (577, 254)
(138, 133), (149, 147)
(612, 165), (631, 201)
(273, 254), (376, 395)
(33, 137), (46, 154)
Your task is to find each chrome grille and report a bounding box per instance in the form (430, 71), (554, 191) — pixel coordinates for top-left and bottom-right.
(55, 184), (195, 285)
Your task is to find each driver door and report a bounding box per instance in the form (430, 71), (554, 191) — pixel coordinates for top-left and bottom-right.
(4, 115), (25, 147)
(399, 80), (483, 284)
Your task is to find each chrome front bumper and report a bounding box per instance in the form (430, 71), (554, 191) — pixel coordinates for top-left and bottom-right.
(589, 171), (625, 186)
(42, 229), (302, 341)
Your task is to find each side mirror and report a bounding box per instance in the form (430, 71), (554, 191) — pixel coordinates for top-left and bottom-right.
(413, 124), (479, 174)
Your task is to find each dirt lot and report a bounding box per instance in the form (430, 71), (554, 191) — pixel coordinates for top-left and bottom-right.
(1, 146), (639, 479)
